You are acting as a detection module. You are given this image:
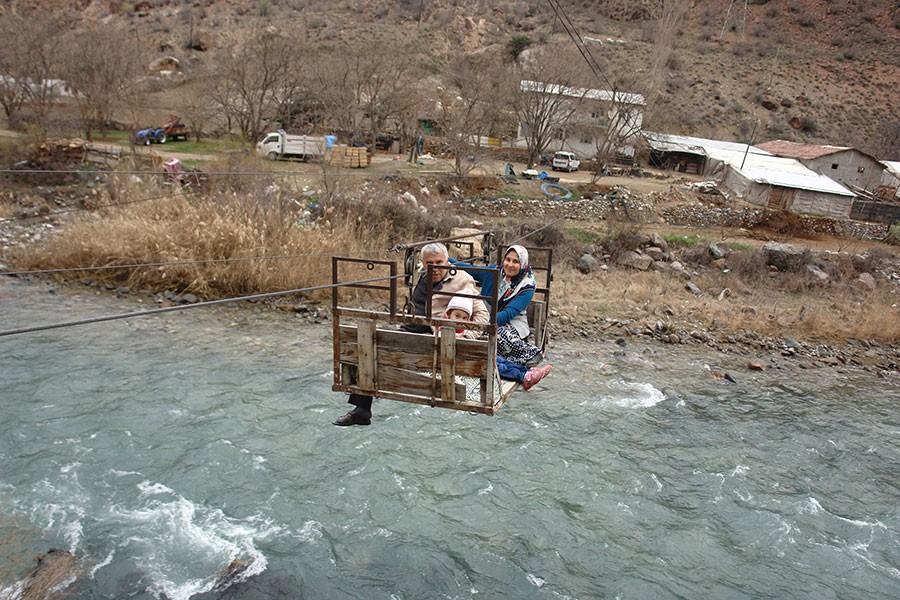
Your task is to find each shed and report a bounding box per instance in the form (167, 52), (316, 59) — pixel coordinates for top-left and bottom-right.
(722, 154), (856, 218)
(755, 140), (885, 194)
(642, 132), (773, 177)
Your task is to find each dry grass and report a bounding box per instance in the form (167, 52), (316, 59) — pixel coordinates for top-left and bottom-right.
(8, 170), (900, 344)
(550, 252), (900, 344)
(13, 179), (401, 302)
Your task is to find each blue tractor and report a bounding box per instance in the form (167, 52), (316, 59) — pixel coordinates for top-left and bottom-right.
(135, 127), (168, 145)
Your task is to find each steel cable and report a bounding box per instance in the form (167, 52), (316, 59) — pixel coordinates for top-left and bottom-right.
(0, 273), (405, 338)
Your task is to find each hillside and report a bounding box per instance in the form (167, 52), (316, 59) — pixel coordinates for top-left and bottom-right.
(4, 0), (900, 158)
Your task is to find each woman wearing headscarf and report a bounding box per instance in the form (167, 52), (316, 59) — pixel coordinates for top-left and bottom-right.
(450, 244), (543, 366)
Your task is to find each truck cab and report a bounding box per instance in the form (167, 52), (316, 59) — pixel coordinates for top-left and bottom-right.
(256, 132), (285, 160)
(551, 151), (580, 172)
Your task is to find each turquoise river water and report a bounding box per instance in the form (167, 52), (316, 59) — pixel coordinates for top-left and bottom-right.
(1, 277), (898, 599)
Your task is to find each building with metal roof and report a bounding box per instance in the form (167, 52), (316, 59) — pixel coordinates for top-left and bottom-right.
(518, 80), (645, 161)
(755, 139), (884, 194)
(642, 132), (857, 218)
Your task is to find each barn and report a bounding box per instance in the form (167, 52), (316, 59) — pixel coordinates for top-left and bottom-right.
(755, 140), (885, 195)
(722, 154), (856, 218)
(642, 132), (772, 177)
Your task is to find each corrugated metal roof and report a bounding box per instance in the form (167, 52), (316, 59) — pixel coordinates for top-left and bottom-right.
(883, 161), (900, 177)
(736, 154), (855, 196)
(643, 132), (854, 196)
(755, 139), (851, 160)
(520, 80), (645, 106)
(643, 132), (772, 163)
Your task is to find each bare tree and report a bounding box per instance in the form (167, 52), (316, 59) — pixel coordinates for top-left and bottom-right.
(212, 28), (302, 142)
(858, 121), (900, 162)
(647, 0), (689, 101)
(60, 22), (145, 141)
(630, 0), (691, 143)
(175, 76), (217, 143)
(437, 53), (507, 176)
(360, 42), (426, 147)
(511, 47), (588, 168)
(302, 36), (426, 146)
(0, 9), (67, 127)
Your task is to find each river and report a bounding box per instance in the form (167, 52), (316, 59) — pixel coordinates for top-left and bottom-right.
(1, 277), (898, 599)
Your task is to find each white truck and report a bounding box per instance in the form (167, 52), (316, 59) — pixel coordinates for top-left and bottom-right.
(551, 151), (580, 172)
(256, 130), (337, 161)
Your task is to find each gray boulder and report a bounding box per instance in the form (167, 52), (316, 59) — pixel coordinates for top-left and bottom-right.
(649, 232), (669, 252)
(685, 282), (703, 295)
(708, 242), (727, 259)
(644, 246), (665, 261)
(670, 261), (693, 279)
(762, 242), (811, 272)
(617, 250), (654, 271)
(856, 273), (876, 290)
(577, 253), (599, 274)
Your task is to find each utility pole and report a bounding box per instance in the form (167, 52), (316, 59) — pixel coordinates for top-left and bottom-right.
(740, 118), (759, 170)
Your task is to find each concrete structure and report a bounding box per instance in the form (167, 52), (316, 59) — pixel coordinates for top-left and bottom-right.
(518, 80), (645, 162)
(755, 140), (884, 194)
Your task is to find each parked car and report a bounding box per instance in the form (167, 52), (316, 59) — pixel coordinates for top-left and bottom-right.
(552, 151), (580, 172)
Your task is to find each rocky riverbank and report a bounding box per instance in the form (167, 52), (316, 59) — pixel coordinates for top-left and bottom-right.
(3, 182), (898, 381)
(548, 310), (898, 379)
(13, 270), (895, 383)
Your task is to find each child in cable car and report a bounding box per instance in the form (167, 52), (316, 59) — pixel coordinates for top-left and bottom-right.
(443, 295), (552, 391)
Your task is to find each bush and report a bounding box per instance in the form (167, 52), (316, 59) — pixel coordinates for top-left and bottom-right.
(602, 226), (646, 258)
(507, 35), (532, 61)
(495, 221), (580, 265)
(752, 210), (815, 238)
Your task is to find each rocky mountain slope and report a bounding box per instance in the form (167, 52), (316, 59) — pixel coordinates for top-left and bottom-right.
(5, 0), (900, 158)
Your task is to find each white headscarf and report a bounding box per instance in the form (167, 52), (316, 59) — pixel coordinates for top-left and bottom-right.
(497, 245), (536, 305)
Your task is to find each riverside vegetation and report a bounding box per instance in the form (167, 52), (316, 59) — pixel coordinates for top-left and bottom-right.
(1, 151), (899, 376)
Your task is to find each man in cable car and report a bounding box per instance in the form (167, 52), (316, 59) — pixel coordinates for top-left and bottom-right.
(332, 242), (486, 426)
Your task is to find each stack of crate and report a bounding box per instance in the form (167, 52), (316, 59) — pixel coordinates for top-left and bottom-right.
(330, 146), (370, 168)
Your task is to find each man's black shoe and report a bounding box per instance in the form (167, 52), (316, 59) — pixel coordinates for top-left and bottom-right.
(332, 411), (371, 426)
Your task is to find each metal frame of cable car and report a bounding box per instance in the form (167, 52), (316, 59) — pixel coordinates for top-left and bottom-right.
(331, 233), (552, 415)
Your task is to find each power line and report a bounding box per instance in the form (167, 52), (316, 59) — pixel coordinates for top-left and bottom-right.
(2, 251), (387, 277)
(508, 215), (568, 245)
(0, 190), (185, 222)
(545, 0), (614, 92)
(0, 168), (330, 176)
(0, 273), (405, 338)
